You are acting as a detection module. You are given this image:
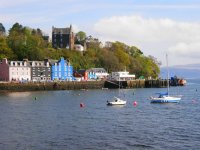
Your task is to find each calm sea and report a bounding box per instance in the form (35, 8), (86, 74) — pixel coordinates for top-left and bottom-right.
(0, 79), (200, 150)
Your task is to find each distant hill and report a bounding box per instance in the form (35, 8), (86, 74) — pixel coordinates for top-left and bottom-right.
(160, 64), (200, 79)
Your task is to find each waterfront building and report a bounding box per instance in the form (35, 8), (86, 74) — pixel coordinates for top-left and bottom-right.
(74, 68), (109, 81)
(51, 57), (74, 81)
(29, 59), (51, 81)
(108, 71), (135, 81)
(0, 58), (31, 82)
(73, 69), (87, 81)
(87, 68), (109, 80)
(0, 58), (10, 81)
(52, 25), (74, 49)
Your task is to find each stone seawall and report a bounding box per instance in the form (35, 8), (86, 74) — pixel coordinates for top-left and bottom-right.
(104, 79), (167, 89)
(0, 80), (168, 92)
(0, 81), (105, 92)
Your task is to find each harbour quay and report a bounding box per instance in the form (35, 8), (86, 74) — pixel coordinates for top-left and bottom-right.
(0, 79), (171, 91)
(104, 79), (168, 89)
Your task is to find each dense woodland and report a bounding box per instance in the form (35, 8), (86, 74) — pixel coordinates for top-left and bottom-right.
(0, 23), (160, 78)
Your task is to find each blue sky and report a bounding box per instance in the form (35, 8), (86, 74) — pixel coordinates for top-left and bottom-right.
(1, 0), (200, 67)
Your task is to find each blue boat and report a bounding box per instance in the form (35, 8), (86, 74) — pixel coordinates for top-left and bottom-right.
(150, 92), (181, 103)
(150, 54), (182, 103)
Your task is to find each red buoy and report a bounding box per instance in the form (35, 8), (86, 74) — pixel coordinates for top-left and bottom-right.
(80, 103), (85, 108)
(133, 101), (137, 107)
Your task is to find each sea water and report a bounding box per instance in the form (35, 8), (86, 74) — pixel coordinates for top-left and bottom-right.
(0, 79), (200, 149)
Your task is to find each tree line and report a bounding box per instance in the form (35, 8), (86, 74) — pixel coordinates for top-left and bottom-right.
(0, 22), (160, 78)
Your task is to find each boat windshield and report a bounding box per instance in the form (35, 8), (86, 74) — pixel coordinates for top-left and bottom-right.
(157, 92), (168, 98)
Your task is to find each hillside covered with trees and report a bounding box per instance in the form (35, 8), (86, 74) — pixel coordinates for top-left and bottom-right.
(0, 22), (160, 78)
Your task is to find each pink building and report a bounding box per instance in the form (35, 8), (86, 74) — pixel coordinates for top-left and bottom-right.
(0, 58), (9, 81)
(0, 58), (31, 81)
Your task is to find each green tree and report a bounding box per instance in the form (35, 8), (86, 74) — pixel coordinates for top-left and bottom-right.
(0, 36), (15, 59)
(7, 23), (26, 60)
(76, 31), (86, 42)
(7, 23), (47, 60)
(129, 46), (143, 57)
(99, 49), (120, 72)
(0, 23), (6, 35)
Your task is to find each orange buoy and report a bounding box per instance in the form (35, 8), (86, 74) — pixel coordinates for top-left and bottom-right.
(80, 103), (85, 108)
(133, 101), (137, 107)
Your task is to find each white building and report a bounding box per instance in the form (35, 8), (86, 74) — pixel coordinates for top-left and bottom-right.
(74, 44), (84, 52)
(9, 60), (31, 81)
(87, 68), (109, 80)
(108, 71), (135, 81)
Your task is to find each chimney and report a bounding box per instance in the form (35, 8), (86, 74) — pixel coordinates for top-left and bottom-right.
(2, 58), (7, 64)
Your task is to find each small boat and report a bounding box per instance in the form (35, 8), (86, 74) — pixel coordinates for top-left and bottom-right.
(150, 54), (182, 103)
(178, 79), (187, 86)
(107, 75), (126, 106)
(107, 97), (126, 105)
(150, 92), (181, 103)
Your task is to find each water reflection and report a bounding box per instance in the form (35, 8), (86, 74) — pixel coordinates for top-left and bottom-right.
(7, 92), (31, 98)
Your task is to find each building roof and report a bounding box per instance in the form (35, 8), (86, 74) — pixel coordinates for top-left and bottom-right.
(50, 57), (71, 66)
(29, 61), (50, 67)
(86, 68), (107, 73)
(8, 60), (30, 67)
(52, 26), (72, 34)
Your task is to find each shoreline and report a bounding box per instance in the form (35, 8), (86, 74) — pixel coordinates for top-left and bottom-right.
(0, 79), (170, 92)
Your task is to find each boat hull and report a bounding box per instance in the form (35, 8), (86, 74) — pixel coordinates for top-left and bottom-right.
(150, 97), (181, 103)
(107, 97), (126, 105)
(107, 101), (126, 105)
(151, 99), (180, 103)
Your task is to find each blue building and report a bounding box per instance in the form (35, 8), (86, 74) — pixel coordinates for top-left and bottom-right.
(88, 72), (97, 80)
(86, 68), (109, 80)
(51, 57), (74, 81)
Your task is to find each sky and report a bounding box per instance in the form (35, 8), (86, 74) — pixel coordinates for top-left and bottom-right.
(1, 0), (200, 67)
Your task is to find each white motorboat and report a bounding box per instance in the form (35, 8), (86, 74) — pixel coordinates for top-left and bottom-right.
(107, 96), (126, 105)
(107, 75), (126, 106)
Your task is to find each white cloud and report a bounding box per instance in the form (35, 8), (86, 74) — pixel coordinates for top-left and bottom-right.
(94, 15), (200, 65)
(168, 42), (200, 58)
